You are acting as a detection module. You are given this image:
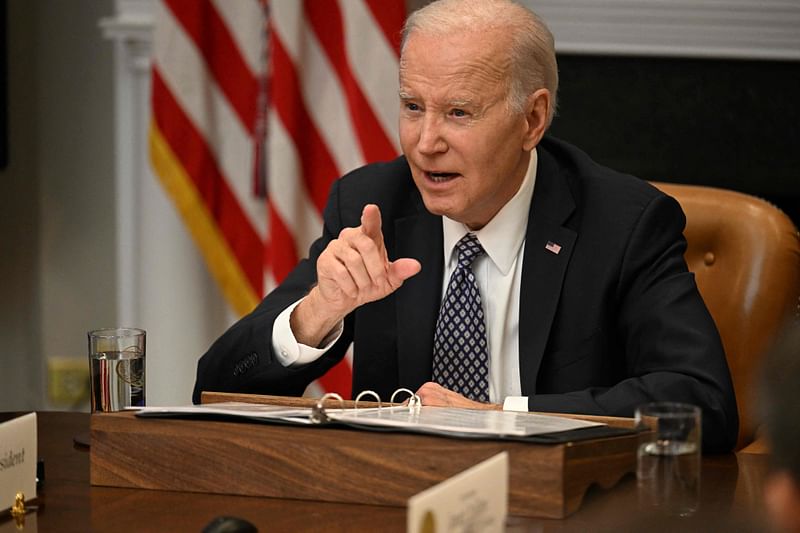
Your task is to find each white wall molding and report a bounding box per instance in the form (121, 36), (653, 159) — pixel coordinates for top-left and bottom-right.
(99, 0), (154, 329)
(99, 0), (154, 48)
(527, 0), (800, 60)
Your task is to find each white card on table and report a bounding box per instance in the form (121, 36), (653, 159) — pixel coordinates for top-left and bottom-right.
(0, 412), (37, 512)
(407, 451), (508, 533)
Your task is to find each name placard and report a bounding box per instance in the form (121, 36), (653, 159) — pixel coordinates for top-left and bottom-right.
(407, 452), (508, 533)
(0, 413), (37, 512)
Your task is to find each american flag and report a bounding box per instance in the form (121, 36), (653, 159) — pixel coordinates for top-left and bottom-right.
(149, 0), (405, 399)
(545, 241), (562, 254)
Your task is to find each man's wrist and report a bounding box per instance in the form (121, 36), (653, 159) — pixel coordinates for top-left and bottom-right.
(273, 299), (344, 367)
(290, 288), (347, 348)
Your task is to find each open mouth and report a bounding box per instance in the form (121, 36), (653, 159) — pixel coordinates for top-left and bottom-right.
(427, 171), (460, 183)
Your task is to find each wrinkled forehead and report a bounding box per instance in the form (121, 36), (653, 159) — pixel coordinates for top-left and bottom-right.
(399, 29), (512, 92)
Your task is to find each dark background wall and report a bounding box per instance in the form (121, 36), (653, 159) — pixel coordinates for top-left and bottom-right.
(550, 55), (799, 227)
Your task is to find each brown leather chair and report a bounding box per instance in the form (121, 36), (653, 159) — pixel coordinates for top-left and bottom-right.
(652, 182), (800, 450)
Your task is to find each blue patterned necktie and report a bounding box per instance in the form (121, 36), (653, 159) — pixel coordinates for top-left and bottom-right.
(432, 233), (490, 402)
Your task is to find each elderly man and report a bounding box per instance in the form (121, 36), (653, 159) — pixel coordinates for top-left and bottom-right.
(194, 0), (738, 452)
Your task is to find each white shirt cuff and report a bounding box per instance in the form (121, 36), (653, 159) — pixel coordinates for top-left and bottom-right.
(271, 298), (344, 367)
(502, 396), (529, 412)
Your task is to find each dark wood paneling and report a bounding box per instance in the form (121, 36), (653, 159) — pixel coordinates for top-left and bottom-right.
(550, 55), (800, 227)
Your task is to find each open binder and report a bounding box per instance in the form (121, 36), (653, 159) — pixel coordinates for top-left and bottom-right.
(136, 389), (636, 444)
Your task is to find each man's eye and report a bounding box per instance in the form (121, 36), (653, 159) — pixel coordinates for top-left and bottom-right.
(405, 102), (420, 112)
(451, 109), (467, 118)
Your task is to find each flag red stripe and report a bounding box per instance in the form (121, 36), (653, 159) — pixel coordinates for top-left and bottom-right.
(152, 68), (264, 295)
(165, 0), (258, 136)
(304, 1), (398, 163)
(269, 31), (339, 212)
(364, 0), (405, 57)
(266, 199), (300, 284)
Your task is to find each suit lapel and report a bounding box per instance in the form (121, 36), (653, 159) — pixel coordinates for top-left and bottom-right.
(395, 197), (443, 390)
(519, 147), (577, 396)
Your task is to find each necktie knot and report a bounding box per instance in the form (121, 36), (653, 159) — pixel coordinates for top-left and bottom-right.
(456, 233), (484, 268)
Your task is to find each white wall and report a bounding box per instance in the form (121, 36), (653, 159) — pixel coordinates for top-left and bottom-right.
(37, 0), (118, 388)
(0, 0), (233, 411)
(1, 0), (117, 410)
(0, 0), (121, 411)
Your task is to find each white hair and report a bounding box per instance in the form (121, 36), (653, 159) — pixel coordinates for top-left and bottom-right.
(401, 0), (559, 126)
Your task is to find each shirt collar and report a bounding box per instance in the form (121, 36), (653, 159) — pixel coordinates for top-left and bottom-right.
(441, 149), (538, 274)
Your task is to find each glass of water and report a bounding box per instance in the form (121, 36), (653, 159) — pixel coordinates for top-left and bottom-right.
(635, 402), (701, 517)
(88, 328), (146, 412)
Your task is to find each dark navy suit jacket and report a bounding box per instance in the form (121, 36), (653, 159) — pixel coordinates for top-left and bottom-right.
(193, 136), (738, 452)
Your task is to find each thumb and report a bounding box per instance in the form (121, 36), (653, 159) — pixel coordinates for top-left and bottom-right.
(388, 258), (422, 287)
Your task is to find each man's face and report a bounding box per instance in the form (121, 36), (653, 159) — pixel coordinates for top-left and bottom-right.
(399, 29), (533, 230)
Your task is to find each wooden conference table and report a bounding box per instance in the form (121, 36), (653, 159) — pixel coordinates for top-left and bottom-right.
(3, 411), (771, 532)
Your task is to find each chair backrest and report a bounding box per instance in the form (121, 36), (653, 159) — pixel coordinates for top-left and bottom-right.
(652, 182), (800, 450)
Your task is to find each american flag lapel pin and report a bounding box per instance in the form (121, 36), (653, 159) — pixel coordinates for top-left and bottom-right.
(545, 241), (562, 254)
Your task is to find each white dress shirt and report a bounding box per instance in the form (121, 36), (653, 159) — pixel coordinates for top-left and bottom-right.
(272, 150), (538, 411)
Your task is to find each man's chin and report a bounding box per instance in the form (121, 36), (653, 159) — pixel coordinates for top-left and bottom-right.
(420, 197), (458, 220)
(421, 199), (474, 226)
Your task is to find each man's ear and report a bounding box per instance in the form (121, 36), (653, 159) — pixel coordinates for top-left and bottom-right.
(522, 88), (550, 151)
(764, 470), (800, 533)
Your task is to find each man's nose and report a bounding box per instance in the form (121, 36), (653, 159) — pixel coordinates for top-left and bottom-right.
(417, 115), (447, 155)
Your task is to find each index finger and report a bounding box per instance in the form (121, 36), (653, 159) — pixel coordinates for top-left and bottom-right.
(360, 204), (383, 243)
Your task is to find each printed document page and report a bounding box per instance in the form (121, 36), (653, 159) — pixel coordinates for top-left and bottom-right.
(328, 406), (602, 437)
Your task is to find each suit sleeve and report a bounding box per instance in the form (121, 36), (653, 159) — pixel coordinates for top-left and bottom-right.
(192, 181), (354, 403)
(528, 193), (739, 452)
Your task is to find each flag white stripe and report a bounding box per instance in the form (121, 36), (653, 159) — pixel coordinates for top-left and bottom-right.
(340, 0), (402, 153)
(210, 0), (265, 76)
(272, 1), (365, 176)
(298, 20), (365, 175)
(303, 381), (325, 398)
(154, 2), (266, 239)
(268, 0), (303, 58)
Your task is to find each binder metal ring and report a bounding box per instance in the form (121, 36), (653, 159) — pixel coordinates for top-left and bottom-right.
(390, 388), (422, 409)
(311, 392), (344, 424)
(354, 390), (382, 409)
